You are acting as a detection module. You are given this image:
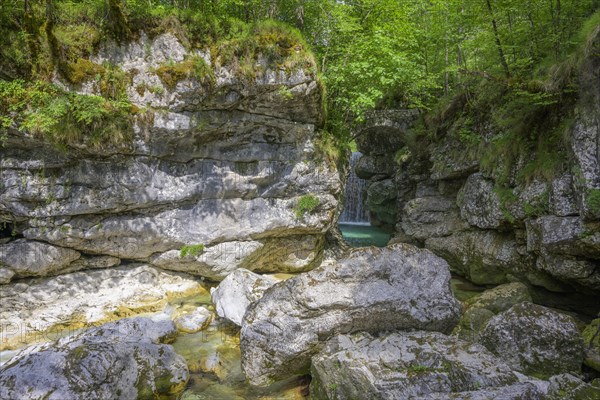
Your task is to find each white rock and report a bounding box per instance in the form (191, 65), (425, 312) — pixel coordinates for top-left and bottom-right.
(211, 268), (278, 326)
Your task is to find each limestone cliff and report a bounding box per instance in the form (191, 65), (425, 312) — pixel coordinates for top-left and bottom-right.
(0, 32), (341, 283)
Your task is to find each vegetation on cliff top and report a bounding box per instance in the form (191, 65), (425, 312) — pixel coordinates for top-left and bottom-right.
(0, 1), (598, 159)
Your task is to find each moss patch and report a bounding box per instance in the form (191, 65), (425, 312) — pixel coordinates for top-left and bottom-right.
(294, 194), (320, 219)
(155, 56), (215, 89)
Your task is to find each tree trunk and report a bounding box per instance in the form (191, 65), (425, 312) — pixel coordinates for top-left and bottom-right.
(485, 0), (510, 79)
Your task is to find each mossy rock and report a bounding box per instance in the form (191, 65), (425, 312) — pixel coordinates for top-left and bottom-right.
(583, 318), (600, 372)
(466, 282), (532, 314)
(453, 307), (495, 342)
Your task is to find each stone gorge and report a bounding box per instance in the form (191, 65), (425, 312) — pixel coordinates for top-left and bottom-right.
(0, 6), (599, 400)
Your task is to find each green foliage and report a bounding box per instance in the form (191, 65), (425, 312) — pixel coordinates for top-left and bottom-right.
(180, 244), (205, 258)
(494, 185), (518, 224)
(587, 189), (600, 213)
(394, 148), (412, 165)
(0, 79), (132, 149)
(294, 194), (320, 219)
(277, 86), (293, 100)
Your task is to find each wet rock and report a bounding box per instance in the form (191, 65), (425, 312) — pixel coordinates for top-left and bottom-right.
(480, 302), (584, 378)
(0, 264), (205, 350)
(310, 331), (521, 400)
(240, 243), (462, 386)
(0, 317), (189, 400)
(211, 268), (278, 326)
(0, 239), (80, 282)
(174, 307), (212, 333)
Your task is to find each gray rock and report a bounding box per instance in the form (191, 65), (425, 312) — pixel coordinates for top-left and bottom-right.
(0, 31), (340, 280)
(240, 243), (462, 386)
(173, 307), (212, 333)
(453, 282), (532, 342)
(583, 318), (600, 373)
(410, 383), (545, 400)
(355, 155), (394, 179)
(458, 173), (505, 229)
(310, 331), (520, 400)
(527, 216), (600, 259)
(425, 231), (532, 285)
(480, 302), (584, 378)
(149, 241), (264, 280)
(429, 136), (479, 180)
(0, 317), (188, 400)
(0, 267), (15, 284)
(546, 373), (600, 400)
(211, 268), (278, 326)
(535, 251), (600, 291)
(465, 282), (532, 314)
(401, 196), (469, 240)
(0, 239), (80, 282)
(366, 179), (397, 225)
(0, 264), (204, 350)
(550, 174), (579, 217)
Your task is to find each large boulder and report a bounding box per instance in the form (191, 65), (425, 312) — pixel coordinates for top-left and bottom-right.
(0, 317), (189, 400)
(480, 302), (584, 378)
(211, 268), (278, 326)
(310, 331), (524, 400)
(240, 243), (462, 386)
(0, 264), (204, 350)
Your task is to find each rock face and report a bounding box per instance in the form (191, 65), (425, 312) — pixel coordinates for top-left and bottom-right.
(0, 31), (340, 282)
(310, 331), (526, 400)
(352, 31), (600, 302)
(210, 268), (278, 326)
(240, 243), (462, 386)
(0, 239), (81, 282)
(0, 317), (189, 400)
(480, 302), (584, 378)
(0, 264), (204, 350)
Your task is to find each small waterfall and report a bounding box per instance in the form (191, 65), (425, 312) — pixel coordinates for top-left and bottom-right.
(340, 152), (370, 225)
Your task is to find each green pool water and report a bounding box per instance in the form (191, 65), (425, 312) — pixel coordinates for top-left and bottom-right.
(339, 223), (392, 247)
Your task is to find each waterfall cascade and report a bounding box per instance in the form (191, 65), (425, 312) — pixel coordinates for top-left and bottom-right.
(340, 152), (370, 224)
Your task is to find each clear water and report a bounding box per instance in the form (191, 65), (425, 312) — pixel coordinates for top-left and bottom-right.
(172, 293), (309, 400)
(339, 223), (391, 247)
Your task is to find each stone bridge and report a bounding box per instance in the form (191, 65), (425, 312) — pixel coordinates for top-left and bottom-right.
(355, 109), (420, 156)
